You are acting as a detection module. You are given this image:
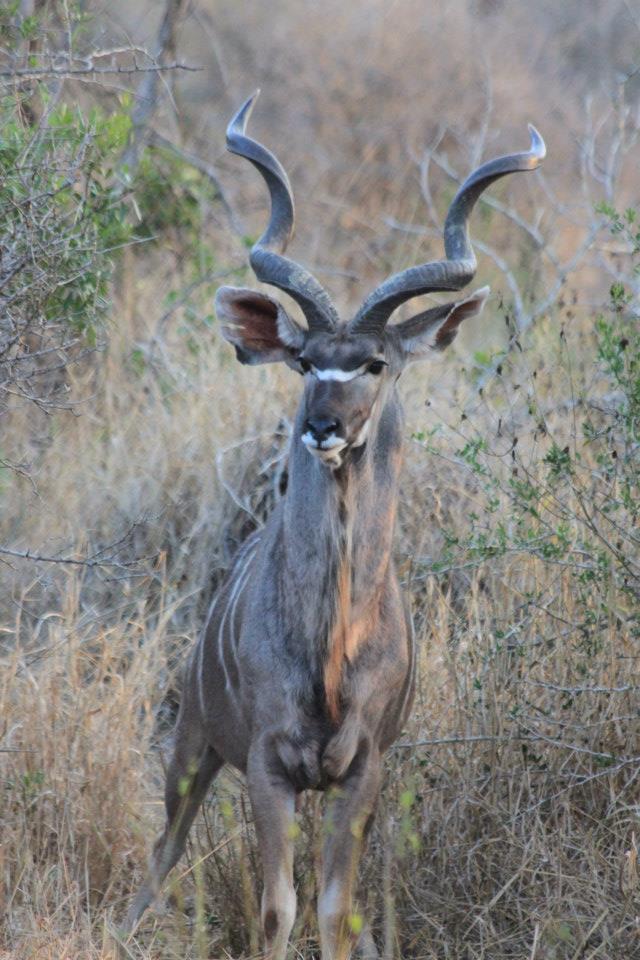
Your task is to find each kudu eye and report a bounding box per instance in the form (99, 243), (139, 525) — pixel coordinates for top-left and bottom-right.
(297, 357), (311, 374)
(367, 360), (387, 376)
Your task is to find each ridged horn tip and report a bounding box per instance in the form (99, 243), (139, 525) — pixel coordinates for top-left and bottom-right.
(227, 90), (261, 144)
(473, 284), (491, 302)
(526, 124), (546, 165)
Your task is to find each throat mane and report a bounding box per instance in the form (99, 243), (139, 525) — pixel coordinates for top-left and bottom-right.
(322, 484), (376, 725)
(324, 544), (352, 725)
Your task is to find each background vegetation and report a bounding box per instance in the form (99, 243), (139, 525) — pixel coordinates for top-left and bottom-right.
(1, 1), (639, 957)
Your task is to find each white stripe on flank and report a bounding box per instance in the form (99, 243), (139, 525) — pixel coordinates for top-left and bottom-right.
(313, 366), (365, 382)
(196, 591), (222, 720)
(216, 542), (259, 692)
(197, 537), (259, 718)
(398, 617), (417, 725)
(228, 551), (255, 651)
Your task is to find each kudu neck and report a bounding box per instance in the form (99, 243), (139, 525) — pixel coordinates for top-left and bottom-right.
(282, 390), (404, 621)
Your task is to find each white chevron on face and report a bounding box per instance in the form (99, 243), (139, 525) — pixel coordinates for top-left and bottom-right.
(312, 365), (365, 382)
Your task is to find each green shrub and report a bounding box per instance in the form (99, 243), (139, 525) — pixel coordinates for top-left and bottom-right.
(0, 92), (132, 418)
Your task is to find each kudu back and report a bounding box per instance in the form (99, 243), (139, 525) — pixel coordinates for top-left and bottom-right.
(126, 93), (545, 958)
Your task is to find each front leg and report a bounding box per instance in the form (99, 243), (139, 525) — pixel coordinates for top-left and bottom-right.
(247, 741), (298, 960)
(319, 743), (381, 960)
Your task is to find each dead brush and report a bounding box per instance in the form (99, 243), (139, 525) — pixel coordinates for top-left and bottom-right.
(0, 599), (157, 953)
(2, 337), (640, 957)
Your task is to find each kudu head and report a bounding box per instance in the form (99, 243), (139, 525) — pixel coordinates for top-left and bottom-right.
(216, 91), (545, 468)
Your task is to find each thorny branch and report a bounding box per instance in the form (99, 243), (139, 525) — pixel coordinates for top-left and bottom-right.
(395, 733), (638, 763)
(0, 62), (198, 82)
(119, 0), (190, 179)
(0, 545), (153, 570)
(518, 679), (640, 695)
(0, 0), (214, 458)
(0, 519), (158, 575)
(147, 130), (239, 231)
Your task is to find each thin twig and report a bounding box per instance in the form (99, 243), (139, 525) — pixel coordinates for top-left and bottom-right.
(0, 545), (154, 569)
(119, 0), (190, 178)
(148, 130), (240, 231)
(518, 679), (639, 695)
(395, 733), (636, 763)
(394, 733), (532, 748)
(0, 62), (198, 81)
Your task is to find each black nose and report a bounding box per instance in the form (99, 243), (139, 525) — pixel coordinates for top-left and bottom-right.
(304, 416), (341, 442)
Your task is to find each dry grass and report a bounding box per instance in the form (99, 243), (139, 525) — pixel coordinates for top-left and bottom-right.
(2, 1), (640, 957)
(2, 294), (639, 958)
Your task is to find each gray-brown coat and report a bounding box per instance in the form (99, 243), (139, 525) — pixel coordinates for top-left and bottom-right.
(125, 92), (545, 960)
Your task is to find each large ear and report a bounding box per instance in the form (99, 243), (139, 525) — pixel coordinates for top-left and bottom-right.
(392, 286), (490, 359)
(214, 286), (305, 366)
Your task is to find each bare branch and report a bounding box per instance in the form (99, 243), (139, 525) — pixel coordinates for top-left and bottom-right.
(395, 732), (638, 764)
(118, 0), (190, 179)
(0, 62), (198, 82)
(0, 545), (154, 570)
(147, 130), (240, 231)
(0, 520), (158, 573)
(518, 679), (639, 695)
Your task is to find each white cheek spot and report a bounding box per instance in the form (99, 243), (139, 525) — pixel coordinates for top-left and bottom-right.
(352, 418), (371, 448)
(313, 366), (364, 382)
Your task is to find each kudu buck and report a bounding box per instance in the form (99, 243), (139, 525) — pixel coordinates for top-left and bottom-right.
(126, 92), (545, 957)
